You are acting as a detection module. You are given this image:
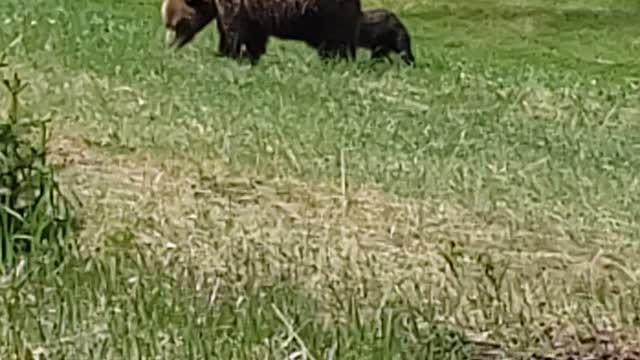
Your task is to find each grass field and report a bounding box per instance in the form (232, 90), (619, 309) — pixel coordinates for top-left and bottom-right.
(1, 0), (640, 358)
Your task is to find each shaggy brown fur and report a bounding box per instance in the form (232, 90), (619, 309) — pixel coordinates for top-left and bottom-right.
(358, 8), (415, 65)
(161, 0), (363, 64)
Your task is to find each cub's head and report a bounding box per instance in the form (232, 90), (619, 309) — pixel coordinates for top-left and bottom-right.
(161, 0), (217, 49)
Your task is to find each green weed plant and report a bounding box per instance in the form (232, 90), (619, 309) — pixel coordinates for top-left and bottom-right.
(0, 54), (78, 272)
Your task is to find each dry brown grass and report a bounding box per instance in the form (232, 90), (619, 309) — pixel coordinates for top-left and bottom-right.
(44, 123), (640, 356)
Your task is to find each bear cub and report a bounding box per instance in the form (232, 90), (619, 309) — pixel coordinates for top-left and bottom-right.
(358, 8), (415, 65)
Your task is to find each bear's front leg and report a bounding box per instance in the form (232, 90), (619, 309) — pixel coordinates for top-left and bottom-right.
(223, 27), (268, 65)
(216, 21), (232, 57)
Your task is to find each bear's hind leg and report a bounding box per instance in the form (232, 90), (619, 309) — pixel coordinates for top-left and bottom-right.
(316, 11), (360, 61)
(224, 32), (268, 65)
(348, 43), (357, 60)
(370, 47), (391, 62)
(317, 43), (339, 59)
(317, 42), (353, 60)
(245, 32), (269, 65)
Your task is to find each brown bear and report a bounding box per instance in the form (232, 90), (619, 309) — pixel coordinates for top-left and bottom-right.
(357, 8), (415, 65)
(160, 0), (363, 64)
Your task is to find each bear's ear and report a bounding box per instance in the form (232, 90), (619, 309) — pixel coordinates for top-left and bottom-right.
(170, 1), (217, 49)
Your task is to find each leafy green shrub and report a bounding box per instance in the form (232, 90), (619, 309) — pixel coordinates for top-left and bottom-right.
(0, 54), (78, 272)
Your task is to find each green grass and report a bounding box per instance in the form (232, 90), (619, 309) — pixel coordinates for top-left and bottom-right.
(1, 0), (640, 357)
(0, 246), (470, 359)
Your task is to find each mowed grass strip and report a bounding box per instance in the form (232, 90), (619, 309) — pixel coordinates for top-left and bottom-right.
(1, 0), (640, 357)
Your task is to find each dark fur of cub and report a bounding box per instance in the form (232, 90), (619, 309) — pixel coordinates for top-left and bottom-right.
(358, 8), (415, 65)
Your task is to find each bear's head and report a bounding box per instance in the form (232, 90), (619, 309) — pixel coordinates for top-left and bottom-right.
(161, 0), (217, 48)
